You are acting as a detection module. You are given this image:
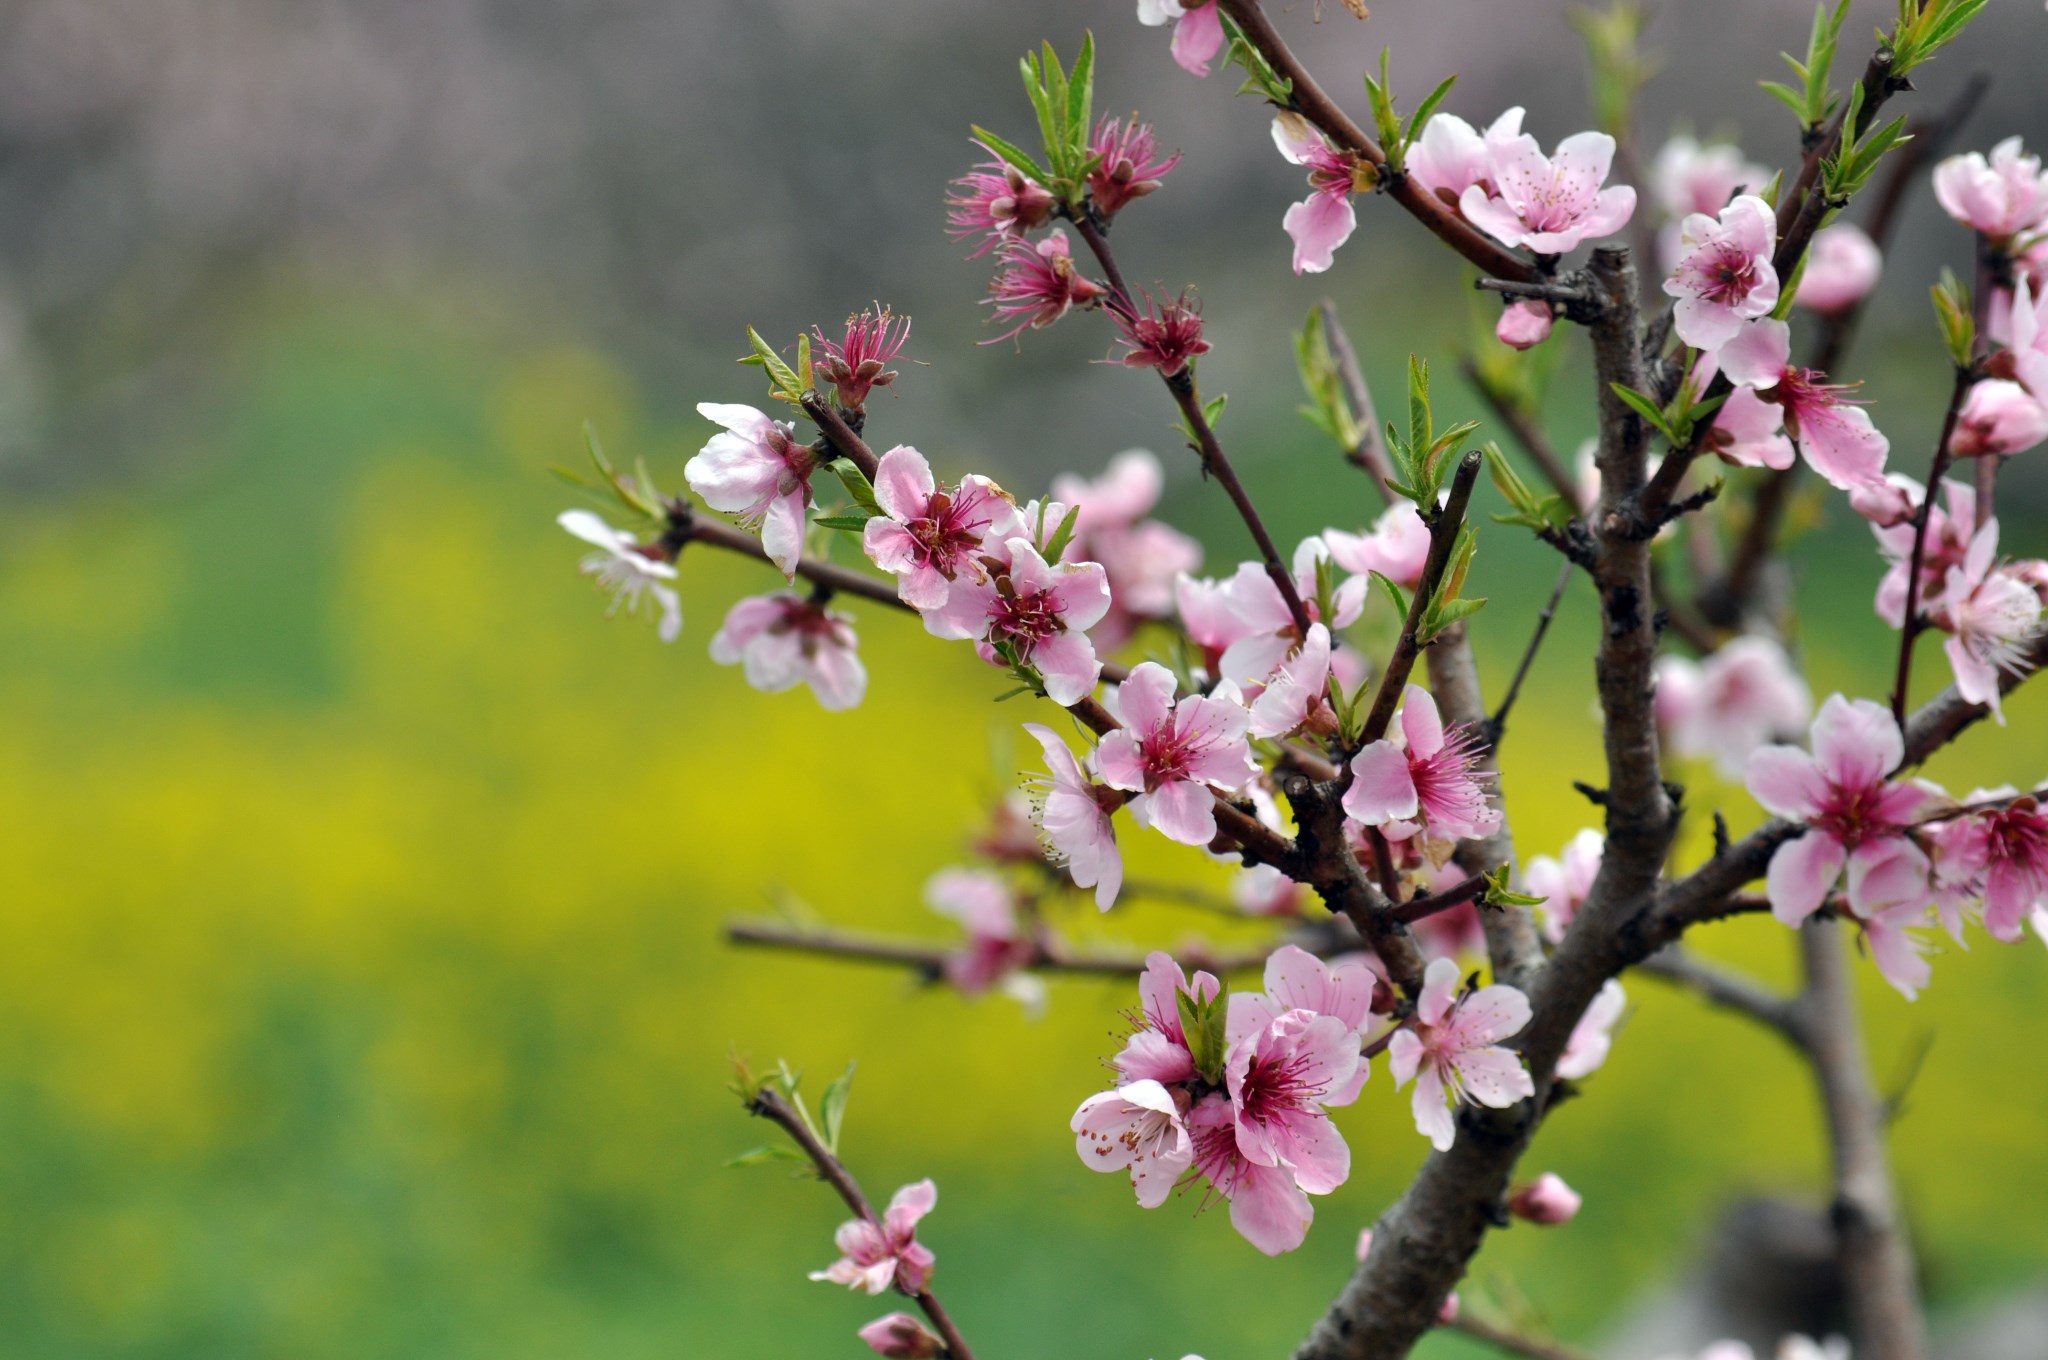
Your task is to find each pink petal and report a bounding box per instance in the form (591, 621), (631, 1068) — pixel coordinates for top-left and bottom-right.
(1398, 684), (1446, 756)
(1767, 831), (1847, 927)
(1341, 741), (1420, 824)
(1745, 744), (1830, 820)
(1117, 661), (1179, 736)
(1283, 191), (1357, 275)
(1411, 1065), (1456, 1151)
(1143, 778), (1220, 847)
(1810, 694), (1903, 791)
(1227, 1160), (1314, 1256)
(1032, 629), (1102, 706)
(1450, 1046), (1535, 1108)
(1169, 1), (1225, 76)
(871, 446), (935, 522)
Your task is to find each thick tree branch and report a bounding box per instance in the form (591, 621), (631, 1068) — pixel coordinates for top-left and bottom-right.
(747, 1087), (977, 1360)
(1799, 918), (1928, 1360)
(1213, 0), (1540, 285)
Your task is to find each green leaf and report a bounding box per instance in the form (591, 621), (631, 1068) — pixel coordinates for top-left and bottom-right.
(813, 514), (874, 532)
(1482, 865), (1547, 908)
(1203, 393), (1227, 427)
(795, 332), (814, 394)
(1042, 503), (1083, 562)
(1175, 985), (1230, 1087)
(1404, 75), (1459, 147)
(831, 461), (885, 516)
(746, 326), (805, 404)
(1608, 381), (1680, 445)
(819, 1063), (855, 1154)
(725, 1145), (808, 1168)
(970, 125), (1049, 185)
(1369, 570), (1410, 620)
(1021, 50), (1062, 174)
(1066, 31), (1095, 150)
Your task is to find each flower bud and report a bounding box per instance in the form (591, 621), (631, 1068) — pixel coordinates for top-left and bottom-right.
(1495, 300), (1554, 351)
(858, 1313), (944, 1359)
(1848, 477), (1918, 528)
(1507, 1172), (1583, 1225)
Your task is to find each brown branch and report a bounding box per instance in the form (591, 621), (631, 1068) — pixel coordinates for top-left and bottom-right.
(1213, 0), (1540, 285)
(1445, 1313), (1596, 1360)
(1067, 214), (1314, 640)
(674, 507), (911, 612)
(1318, 300), (1399, 497)
(1635, 946), (1807, 1048)
(1356, 449), (1485, 746)
(801, 392), (881, 481)
(1890, 365), (1973, 723)
(1799, 918), (1928, 1360)
(726, 920), (1273, 979)
(1391, 872), (1489, 925)
(747, 1087), (977, 1360)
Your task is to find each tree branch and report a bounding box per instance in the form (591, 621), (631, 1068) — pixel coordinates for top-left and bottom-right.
(1446, 1313), (1596, 1360)
(1890, 365), (1973, 724)
(1799, 917), (1928, 1360)
(747, 1087), (977, 1360)
(1213, 0), (1540, 285)
(802, 392), (882, 481)
(1318, 300), (1399, 498)
(1635, 946), (1807, 1049)
(726, 920), (1273, 979)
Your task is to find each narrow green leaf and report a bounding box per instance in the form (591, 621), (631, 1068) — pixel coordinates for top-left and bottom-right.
(1368, 570), (1410, 620)
(726, 1145), (807, 1168)
(819, 1063), (855, 1154)
(970, 125), (1049, 185)
(1203, 393), (1228, 427)
(1067, 32), (1096, 149)
(1608, 382), (1679, 445)
(831, 461), (885, 516)
(747, 326), (805, 402)
(1042, 503), (1083, 562)
(1404, 75), (1459, 146)
(813, 514), (874, 532)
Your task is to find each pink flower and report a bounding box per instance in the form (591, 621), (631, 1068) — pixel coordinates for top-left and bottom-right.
(809, 1180), (939, 1295)
(1931, 520), (2044, 719)
(2009, 277), (2048, 399)
(1342, 684), (1503, 843)
(1460, 127), (1637, 255)
(1406, 108), (1526, 205)
(710, 593), (867, 710)
(1652, 135), (1769, 219)
(1228, 944), (1380, 1105)
(1221, 1008), (1358, 1193)
(1495, 299), (1555, 350)
(1524, 828), (1604, 943)
(1187, 1093), (1315, 1254)
(858, 1313), (943, 1359)
(1232, 864), (1306, 918)
(1136, 0), (1226, 79)
(1795, 224), (1883, 314)
(1118, 951), (1221, 1085)
(1072, 1078), (1194, 1208)
(925, 868), (1031, 995)
(1710, 320), (1889, 490)
(1961, 794), (2048, 942)
(982, 231), (1104, 343)
(1950, 379), (2048, 458)
(1273, 113), (1363, 274)
(1872, 477), (1975, 627)
(1745, 695), (1934, 927)
(1555, 978), (1626, 1080)
(1108, 288), (1213, 377)
(930, 537), (1111, 704)
(1849, 475), (1919, 529)
(946, 154), (1056, 258)
(1508, 1172), (1583, 1225)
(1862, 897), (1936, 999)
(1211, 538), (1367, 686)
(1665, 194), (1780, 350)
(1097, 662), (1258, 845)
(1051, 451), (1203, 642)
(556, 509), (682, 642)
(1655, 636), (1814, 779)
(1388, 957), (1534, 1150)
(687, 403), (820, 577)
(862, 445), (1020, 610)
(1023, 722), (1125, 910)
(812, 306), (912, 411)
(1088, 116), (1182, 218)
(1325, 502), (1432, 589)
(1248, 623), (1333, 740)
(1933, 137), (2048, 241)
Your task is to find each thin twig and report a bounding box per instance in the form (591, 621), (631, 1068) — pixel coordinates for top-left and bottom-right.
(1445, 1313), (1597, 1360)
(1890, 365), (1973, 723)
(1317, 300), (1398, 497)
(801, 392), (881, 480)
(1356, 450), (1485, 746)
(747, 1087), (978, 1360)
(1489, 562), (1574, 744)
(1391, 873), (1489, 925)
(727, 920), (1272, 978)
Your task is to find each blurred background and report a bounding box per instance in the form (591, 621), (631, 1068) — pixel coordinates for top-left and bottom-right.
(0, 1), (2045, 1357)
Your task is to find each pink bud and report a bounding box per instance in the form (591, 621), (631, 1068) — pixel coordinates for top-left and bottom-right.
(1951, 379), (2048, 458)
(1495, 299), (1554, 350)
(1438, 1291), (1461, 1324)
(1795, 223), (1882, 314)
(858, 1313), (944, 1359)
(1355, 1227), (1374, 1262)
(1507, 1172), (1583, 1225)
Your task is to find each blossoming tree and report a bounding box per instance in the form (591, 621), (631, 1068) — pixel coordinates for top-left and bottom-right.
(554, 3), (2045, 1357)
